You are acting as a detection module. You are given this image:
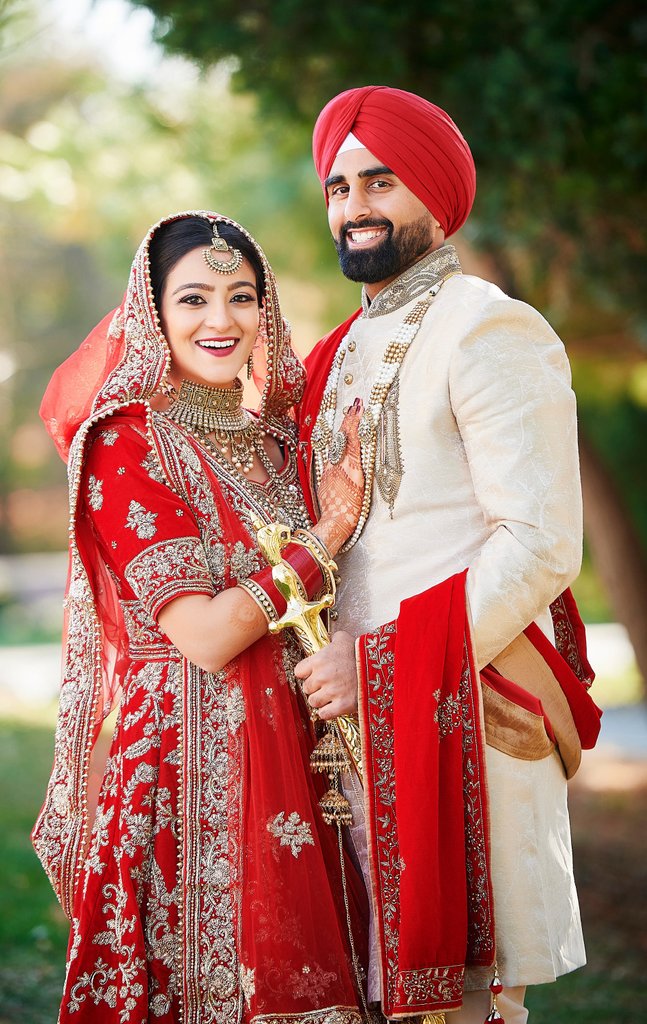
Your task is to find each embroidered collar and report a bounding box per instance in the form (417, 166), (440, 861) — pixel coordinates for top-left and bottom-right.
(361, 244), (462, 318)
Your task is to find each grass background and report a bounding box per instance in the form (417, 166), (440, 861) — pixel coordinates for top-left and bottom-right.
(0, 708), (69, 1024)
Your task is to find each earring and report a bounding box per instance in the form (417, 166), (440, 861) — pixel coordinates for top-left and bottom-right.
(157, 370), (177, 403)
(246, 354), (254, 379)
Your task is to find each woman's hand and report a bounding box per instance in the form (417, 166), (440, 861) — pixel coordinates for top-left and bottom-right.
(313, 399), (364, 556)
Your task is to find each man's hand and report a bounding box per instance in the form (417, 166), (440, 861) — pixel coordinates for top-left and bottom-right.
(294, 631), (358, 720)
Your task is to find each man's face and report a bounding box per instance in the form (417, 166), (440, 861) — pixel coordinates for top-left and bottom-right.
(324, 147), (443, 297)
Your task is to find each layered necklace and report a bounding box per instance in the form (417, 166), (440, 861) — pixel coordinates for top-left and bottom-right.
(166, 376), (309, 528)
(166, 377), (259, 473)
(312, 269), (460, 551)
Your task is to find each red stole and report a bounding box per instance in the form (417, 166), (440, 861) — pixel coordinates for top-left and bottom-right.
(356, 575), (600, 1018)
(357, 570), (495, 1017)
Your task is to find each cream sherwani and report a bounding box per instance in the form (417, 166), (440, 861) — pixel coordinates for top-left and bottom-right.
(330, 247), (586, 989)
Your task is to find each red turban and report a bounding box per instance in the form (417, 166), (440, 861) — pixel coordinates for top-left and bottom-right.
(312, 85), (476, 237)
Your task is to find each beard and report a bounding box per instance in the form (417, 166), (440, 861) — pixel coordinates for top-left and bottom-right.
(334, 214), (436, 284)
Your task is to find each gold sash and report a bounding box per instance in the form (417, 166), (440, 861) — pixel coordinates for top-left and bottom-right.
(485, 633), (582, 779)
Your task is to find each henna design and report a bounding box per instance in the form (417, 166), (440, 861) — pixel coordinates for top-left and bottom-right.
(316, 402), (364, 554)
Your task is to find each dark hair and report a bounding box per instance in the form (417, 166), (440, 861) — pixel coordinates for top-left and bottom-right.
(148, 215), (265, 311)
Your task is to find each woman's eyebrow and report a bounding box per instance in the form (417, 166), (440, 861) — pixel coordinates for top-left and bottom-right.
(171, 281), (215, 296)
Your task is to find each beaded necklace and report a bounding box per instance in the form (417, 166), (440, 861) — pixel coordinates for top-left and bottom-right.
(312, 273), (457, 550)
(162, 376), (309, 527)
(193, 424), (310, 531)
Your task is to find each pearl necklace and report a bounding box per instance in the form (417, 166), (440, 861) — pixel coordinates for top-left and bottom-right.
(312, 274), (457, 550)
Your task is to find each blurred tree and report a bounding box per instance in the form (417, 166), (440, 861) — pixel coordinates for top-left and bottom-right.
(0, 3), (357, 553)
(132, 0), (647, 320)
(132, 0), (647, 687)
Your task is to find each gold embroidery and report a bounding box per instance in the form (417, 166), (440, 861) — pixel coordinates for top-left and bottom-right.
(230, 539), (263, 581)
(362, 244), (462, 318)
(375, 376), (404, 516)
(433, 688), (462, 738)
(100, 427), (119, 446)
(67, 957), (119, 1012)
(399, 965), (463, 1005)
(107, 308), (123, 339)
(252, 1009), (366, 1023)
(182, 658), (240, 1024)
(125, 537), (214, 621)
(286, 963), (337, 1000)
(141, 448), (167, 485)
(206, 540), (226, 583)
(240, 964), (255, 1006)
(226, 686), (246, 732)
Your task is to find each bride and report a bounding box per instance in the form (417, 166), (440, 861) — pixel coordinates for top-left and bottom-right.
(34, 211), (369, 1023)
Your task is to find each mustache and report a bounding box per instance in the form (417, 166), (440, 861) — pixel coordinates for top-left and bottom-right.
(340, 218), (393, 240)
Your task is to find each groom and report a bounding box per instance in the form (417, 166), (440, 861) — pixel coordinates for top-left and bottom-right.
(295, 86), (600, 1023)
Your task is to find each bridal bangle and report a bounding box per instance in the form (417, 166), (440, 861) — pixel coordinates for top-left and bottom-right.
(239, 541), (327, 625)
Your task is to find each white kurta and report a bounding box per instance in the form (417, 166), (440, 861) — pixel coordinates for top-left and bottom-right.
(330, 253), (586, 987)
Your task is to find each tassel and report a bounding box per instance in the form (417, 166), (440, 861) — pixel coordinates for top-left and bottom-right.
(310, 727), (352, 774)
(319, 788), (353, 826)
(484, 970), (504, 1023)
(489, 973), (503, 995)
(310, 723), (353, 827)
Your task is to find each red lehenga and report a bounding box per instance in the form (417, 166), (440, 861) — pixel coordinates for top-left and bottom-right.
(33, 212), (369, 1024)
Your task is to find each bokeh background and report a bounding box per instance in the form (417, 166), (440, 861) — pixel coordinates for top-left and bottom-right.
(0, 1), (645, 1020)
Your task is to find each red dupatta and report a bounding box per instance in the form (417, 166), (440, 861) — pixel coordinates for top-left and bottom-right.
(358, 571), (495, 1018)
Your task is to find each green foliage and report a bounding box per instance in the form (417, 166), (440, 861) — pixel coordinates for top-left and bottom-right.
(130, 0), (647, 610)
(132, 0), (647, 318)
(575, 360), (647, 539)
(0, 4), (357, 552)
(524, 948), (645, 1023)
(0, 0), (645, 579)
(0, 715), (68, 1019)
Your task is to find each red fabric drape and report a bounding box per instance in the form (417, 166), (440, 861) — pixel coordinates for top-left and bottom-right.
(40, 306), (125, 462)
(50, 410), (369, 1022)
(525, 617), (601, 749)
(358, 571), (495, 1018)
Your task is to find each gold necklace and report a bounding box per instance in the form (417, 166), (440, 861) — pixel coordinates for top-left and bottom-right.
(167, 377), (259, 473)
(196, 426), (310, 530)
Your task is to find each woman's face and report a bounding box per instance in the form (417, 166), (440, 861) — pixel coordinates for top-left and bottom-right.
(159, 246), (260, 389)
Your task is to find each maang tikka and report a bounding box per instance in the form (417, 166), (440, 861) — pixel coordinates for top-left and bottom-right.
(203, 222), (244, 275)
